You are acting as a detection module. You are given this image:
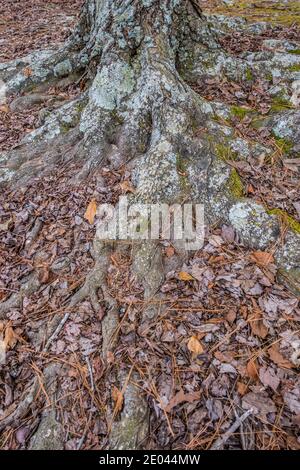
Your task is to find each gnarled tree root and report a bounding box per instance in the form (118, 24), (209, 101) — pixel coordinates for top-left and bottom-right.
(1, 0), (300, 450)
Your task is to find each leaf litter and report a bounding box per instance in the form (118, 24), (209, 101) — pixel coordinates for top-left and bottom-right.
(0, 0), (300, 452)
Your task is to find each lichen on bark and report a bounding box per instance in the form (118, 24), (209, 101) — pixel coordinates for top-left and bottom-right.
(1, 0), (300, 450)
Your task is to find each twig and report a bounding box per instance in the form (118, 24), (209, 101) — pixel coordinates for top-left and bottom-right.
(76, 413), (92, 450)
(44, 312), (70, 352)
(210, 409), (253, 450)
(85, 355), (94, 393)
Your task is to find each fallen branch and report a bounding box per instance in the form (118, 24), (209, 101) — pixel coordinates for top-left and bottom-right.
(210, 409), (253, 450)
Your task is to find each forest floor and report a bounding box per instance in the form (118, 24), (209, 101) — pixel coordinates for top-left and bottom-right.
(0, 0), (300, 450)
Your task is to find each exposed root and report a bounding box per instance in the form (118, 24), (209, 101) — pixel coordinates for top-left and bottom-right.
(0, 273), (40, 320)
(1, 0), (300, 450)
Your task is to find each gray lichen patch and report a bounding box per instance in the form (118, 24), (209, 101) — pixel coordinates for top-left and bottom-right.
(53, 59), (73, 78)
(89, 61), (136, 111)
(29, 410), (63, 450)
(0, 50), (56, 83)
(276, 231), (300, 271)
(270, 110), (300, 144)
(23, 95), (86, 143)
(229, 201), (280, 249)
(132, 139), (182, 204)
(275, 231), (300, 295)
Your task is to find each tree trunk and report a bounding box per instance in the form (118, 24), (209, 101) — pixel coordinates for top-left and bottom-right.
(1, 0), (300, 450)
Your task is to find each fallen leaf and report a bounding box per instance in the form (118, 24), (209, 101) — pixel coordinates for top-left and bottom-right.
(164, 389), (201, 412)
(249, 301), (268, 339)
(178, 271), (194, 281)
(188, 336), (204, 356)
(237, 381), (248, 396)
(250, 250), (274, 268)
(23, 66), (32, 77)
(242, 391), (276, 417)
(111, 385), (124, 414)
(246, 358), (259, 380)
(119, 180), (135, 193)
(166, 246), (175, 258)
(4, 325), (17, 350)
(226, 309), (236, 324)
(259, 366), (280, 392)
(0, 104), (9, 113)
(268, 344), (293, 369)
(84, 199), (97, 224)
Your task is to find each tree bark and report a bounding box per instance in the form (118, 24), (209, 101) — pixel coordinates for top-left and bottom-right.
(1, 0), (300, 451)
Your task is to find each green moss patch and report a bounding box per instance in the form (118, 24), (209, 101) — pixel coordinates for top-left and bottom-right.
(267, 208), (300, 234)
(228, 169), (244, 198)
(288, 64), (300, 72)
(215, 143), (238, 162)
(204, 1), (300, 26)
(270, 96), (293, 114)
(273, 135), (293, 154)
(230, 105), (252, 120)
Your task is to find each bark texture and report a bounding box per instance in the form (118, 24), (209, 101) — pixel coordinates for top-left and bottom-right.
(1, 0), (300, 450)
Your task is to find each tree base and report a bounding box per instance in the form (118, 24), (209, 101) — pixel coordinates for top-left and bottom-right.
(1, 1), (300, 450)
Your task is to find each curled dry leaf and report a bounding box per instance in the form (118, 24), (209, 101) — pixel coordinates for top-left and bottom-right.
(268, 344), (293, 369)
(0, 104), (9, 114)
(249, 301), (268, 339)
(119, 180), (135, 194)
(246, 358), (259, 380)
(164, 389), (201, 413)
(166, 246), (175, 258)
(111, 385), (124, 414)
(187, 336), (204, 356)
(250, 250), (274, 268)
(4, 325), (17, 350)
(23, 66), (33, 77)
(178, 271), (194, 281)
(84, 199), (97, 225)
(237, 381), (248, 396)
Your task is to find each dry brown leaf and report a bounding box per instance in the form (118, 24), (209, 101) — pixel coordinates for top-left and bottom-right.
(166, 246), (175, 258)
(111, 385), (124, 414)
(246, 358), (259, 380)
(84, 199), (97, 224)
(23, 66), (32, 77)
(187, 336), (204, 356)
(226, 309), (237, 324)
(237, 381), (248, 396)
(4, 326), (17, 350)
(38, 266), (50, 284)
(249, 301), (268, 339)
(268, 344), (293, 369)
(250, 250), (274, 268)
(178, 271), (194, 281)
(164, 389), (201, 413)
(0, 104), (9, 113)
(119, 180), (135, 194)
